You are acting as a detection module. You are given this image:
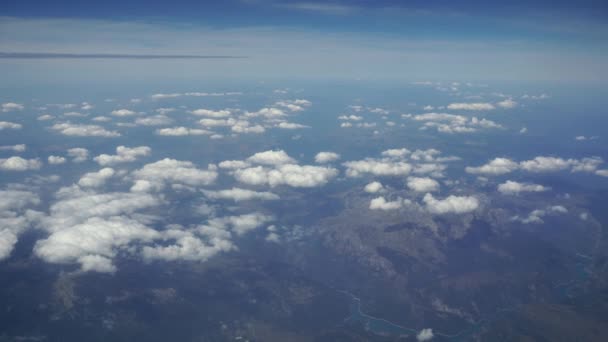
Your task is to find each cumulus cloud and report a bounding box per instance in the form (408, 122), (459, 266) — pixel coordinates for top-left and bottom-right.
(382, 148), (411, 158)
(407, 177), (439, 192)
(191, 108), (231, 118)
(276, 122), (309, 129)
(344, 159), (412, 177)
(447, 102), (495, 111)
(364, 181), (384, 193)
(0, 144), (26, 152)
(78, 168), (115, 188)
(0, 156), (42, 171)
(0, 189), (40, 260)
(134, 115), (172, 126)
(156, 127), (211, 136)
(131, 159), (218, 192)
(52, 123), (120, 137)
(94, 146), (151, 166)
(465, 158), (519, 175)
(48, 155), (66, 165)
(203, 188), (279, 201)
(423, 193), (479, 214)
(315, 152), (340, 163)
(369, 196), (406, 210)
(218, 160), (251, 169)
(234, 164), (338, 188)
(67, 147), (89, 162)
(417, 328), (434, 341)
(519, 156), (573, 173)
(497, 98), (517, 108)
(0, 121), (23, 130)
(247, 150), (296, 166)
(497, 180), (549, 195)
(110, 109), (137, 116)
(413, 113), (501, 133)
(512, 205), (568, 224)
(2, 102), (24, 112)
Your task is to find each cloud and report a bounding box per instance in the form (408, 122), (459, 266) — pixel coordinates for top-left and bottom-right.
(381, 148), (411, 158)
(0, 121), (23, 130)
(156, 127), (211, 136)
(338, 115), (363, 121)
(413, 113), (502, 133)
(276, 122), (309, 129)
(52, 122), (120, 137)
(519, 156), (574, 172)
(423, 193), (479, 214)
(48, 155), (67, 165)
(0, 144), (26, 152)
(315, 152), (340, 163)
(369, 196), (406, 210)
(203, 188), (279, 201)
(364, 181), (384, 193)
(234, 164), (338, 188)
(134, 115), (172, 126)
(247, 150), (296, 166)
(2, 102), (24, 112)
(78, 168), (115, 188)
(512, 205), (568, 224)
(465, 158), (519, 175)
(94, 146), (151, 166)
(447, 102), (495, 111)
(497, 98), (517, 108)
(190, 108), (231, 118)
(230, 121), (265, 134)
(131, 158), (218, 192)
(110, 109), (137, 116)
(417, 328), (434, 341)
(343, 159), (412, 177)
(67, 147), (89, 162)
(0, 189), (40, 260)
(597, 169), (608, 177)
(0, 156), (42, 171)
(497, 180), (549, 195)
(407, 177), (440, 192)
(218, 160), (251, 169)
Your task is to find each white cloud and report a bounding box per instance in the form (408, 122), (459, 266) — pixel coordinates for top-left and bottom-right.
(78, 168), (115, 188)
(156, 127), (211, 136)
(134, 115), (172, 126)
(369, 196), (405, 210)
(247, 150), (296, 166)
(519, 156), (573, 173)
(231, 120), (265, 134)
(131, 158), (218, 192)
(218, 160), (251, 169)
(497, 180), (549, 195)
(0, 144), (26, 152)
(0, 156), (42, 171)
(381, 148), (411, 158)
(512, 205), (568, 224)
(447, 102), (495, 111)
(111, 109), (137, 116)
(2, 102), (24, 112)
(338, 114), (363, 121)
(276, 122), (309, 129)
(314, 152), (340, 163)
(597, 169), (608, 177)
(94, 145), (151, 166)
(48, 155), (67, 165)
(465, 158), (519, 175)
(364, 181), (384, 193)
(0, 189), (40, 260)
(423, 193), (479, 214)
(190, 108), (231, 118)
(52, 122), (120, 137)
(407, 177), (440, 192)
(417, 328), (434, 341)
(67, 147), (89, 162)
(343, 159), (412, 177)
(38, 114), (55, 121)
(497, 98), (517, 108)
(203, 188), (279, 201)
(245, 107), (286, 119)
(0, 121), (22, 130)
(234, 164), (338, 188)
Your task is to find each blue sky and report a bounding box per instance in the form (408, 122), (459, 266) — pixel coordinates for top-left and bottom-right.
(1, 0), (607, 81)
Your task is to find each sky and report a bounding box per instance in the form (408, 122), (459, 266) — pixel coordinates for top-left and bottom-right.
(1, 0), (608, 81)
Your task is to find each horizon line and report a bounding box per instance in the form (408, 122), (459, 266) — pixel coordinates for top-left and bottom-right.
(0, 52), (248, 59)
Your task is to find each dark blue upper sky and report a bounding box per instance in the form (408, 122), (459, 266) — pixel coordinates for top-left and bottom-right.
(1, 0), (607, 81)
